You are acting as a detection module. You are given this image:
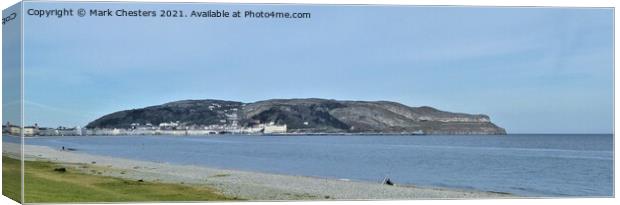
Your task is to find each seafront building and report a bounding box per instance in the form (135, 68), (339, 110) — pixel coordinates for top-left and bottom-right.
(2, 122), (22, 136)
(23, 126), (37, 136)
(86, 121), (287, 136)
(2, 121), (85, 137)
(3, 120), (288, 137)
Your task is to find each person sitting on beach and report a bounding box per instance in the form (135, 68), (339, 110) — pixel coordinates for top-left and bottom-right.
(384, 178), (394, 186)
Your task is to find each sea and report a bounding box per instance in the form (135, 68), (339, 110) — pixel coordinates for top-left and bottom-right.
(6, 134), (614, 197)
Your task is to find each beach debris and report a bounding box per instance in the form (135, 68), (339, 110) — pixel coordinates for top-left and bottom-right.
(53, 167), (66, 172)
(137, 179), (144, 182)
(61, 146), (78, 151)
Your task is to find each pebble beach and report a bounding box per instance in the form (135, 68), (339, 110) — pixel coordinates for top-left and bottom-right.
(3, 142), (511, 200)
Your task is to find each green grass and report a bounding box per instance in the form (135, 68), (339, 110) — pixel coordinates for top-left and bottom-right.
(2, 155), (21, 203)
(3, 156), (237, 203)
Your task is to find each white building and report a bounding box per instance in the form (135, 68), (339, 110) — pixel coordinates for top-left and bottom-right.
(38, 128), (59, 136)
(23, 126), (38, 136)
(263, 122), (287, 134)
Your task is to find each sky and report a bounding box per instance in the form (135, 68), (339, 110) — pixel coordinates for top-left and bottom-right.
(13, 2), (614, 133)
(2, 2), (21, 126)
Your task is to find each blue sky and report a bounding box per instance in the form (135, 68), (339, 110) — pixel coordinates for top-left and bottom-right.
(2, 3), (21, 126)
(18, 2), (613, 133)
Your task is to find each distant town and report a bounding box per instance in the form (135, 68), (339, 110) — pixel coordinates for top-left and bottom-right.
(1, 121), (287, 137)
(2, 98), (509, 137)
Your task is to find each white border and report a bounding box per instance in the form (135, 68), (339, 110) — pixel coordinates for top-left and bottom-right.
(1, 1), (617, 205)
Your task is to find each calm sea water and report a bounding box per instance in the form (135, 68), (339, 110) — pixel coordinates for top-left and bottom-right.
(10, 134), (614, 197)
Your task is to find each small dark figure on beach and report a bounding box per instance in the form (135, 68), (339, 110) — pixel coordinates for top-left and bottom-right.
(61, 146), (65, 151)
(385, 178), (394, 185)
(383, 177), (394, 186)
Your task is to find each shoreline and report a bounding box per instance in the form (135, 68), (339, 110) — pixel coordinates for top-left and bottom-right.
(8, 131), (511, 138)
(3, 142), (513, 200)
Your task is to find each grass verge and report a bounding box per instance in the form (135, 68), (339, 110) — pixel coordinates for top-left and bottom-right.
(2, 155), (21, 203)
(3, 156), (236, 203)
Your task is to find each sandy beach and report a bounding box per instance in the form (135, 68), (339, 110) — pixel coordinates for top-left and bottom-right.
(3, 142), (511, 200)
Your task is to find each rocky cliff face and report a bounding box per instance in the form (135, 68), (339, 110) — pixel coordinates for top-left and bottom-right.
(86, 98), (506, 135)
